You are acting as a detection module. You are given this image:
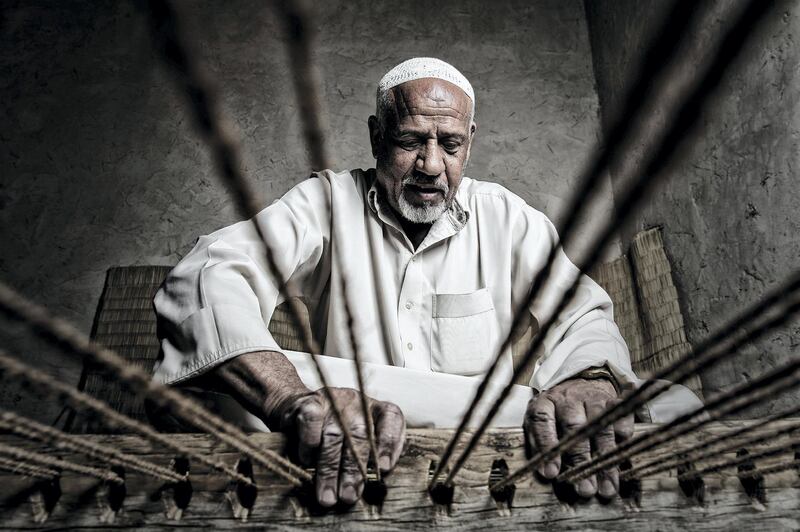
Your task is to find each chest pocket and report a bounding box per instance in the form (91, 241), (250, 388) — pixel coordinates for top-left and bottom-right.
(431, 288), (499, 376)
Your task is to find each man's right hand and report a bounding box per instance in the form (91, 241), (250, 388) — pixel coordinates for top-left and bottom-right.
(278, 387), (406, 507)
(199, 351), (406, 507)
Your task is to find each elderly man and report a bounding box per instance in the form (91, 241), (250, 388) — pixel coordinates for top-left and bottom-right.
(152, 58), (699, 508)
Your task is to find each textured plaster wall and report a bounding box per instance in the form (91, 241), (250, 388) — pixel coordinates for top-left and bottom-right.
(0, 0), (612, 421)
(585, 0), (800, 414)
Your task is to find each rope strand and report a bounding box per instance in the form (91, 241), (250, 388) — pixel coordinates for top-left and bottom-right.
(681, 439), (800, 479)
(444, 0), (775, 488)
(0, 409), (184, 483)
(0, 282), (309, 486)
(0, 350), (253, 485)
(342, 283), (381, 480)
(0, 456), (59, 480)
(276, 0), (372, 480)
(429, 0), (707, 488)
(146, 0), (369, 480)
(738, 457), (800, 479)
(0, 284), (311, 484)
(560, 358), (800, 484)
(623, 407), (800, 479)
(493, 283), (800, 490)
(0, 442), (123, 485)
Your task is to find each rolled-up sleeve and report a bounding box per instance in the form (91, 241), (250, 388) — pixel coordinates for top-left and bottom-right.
(512, 207), (637, 391)
(153, 178), (329, 385)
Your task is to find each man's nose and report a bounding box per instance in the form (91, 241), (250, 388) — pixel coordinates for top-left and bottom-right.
(415, 139), (446, 177)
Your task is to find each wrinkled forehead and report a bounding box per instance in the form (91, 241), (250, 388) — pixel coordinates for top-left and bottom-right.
(388, 78), (473, 123)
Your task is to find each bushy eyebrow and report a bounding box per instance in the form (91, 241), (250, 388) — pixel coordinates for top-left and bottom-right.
(392, 130), (468, 143)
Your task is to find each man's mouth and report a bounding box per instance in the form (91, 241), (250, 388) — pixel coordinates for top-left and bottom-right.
(404, 183), (445, 202)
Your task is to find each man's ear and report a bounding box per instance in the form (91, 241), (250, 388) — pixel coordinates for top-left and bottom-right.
(368, 115), (381, 159)
(465, 121), (478, 164)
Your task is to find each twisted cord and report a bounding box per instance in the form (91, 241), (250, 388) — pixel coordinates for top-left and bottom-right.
(0, 350), (252, 485)
(276, 0), (374, 480)
(0, 409), (184, 483)
(445, 0), (775, 488)
(0, 456), (59, 480)
(276, 0), (330, 172)
(0, 284), (309, 486)
(343, 287), (381, 480)
(682, 439), (800, 479)
(146, 0), (368, 479)
(737, 457), (800, 479)
(623, 407), (800, 479)
(493, 280), (800, 490)
(560, 357), (800, 484)
(0, 442), (123, 485)
(428, 0), (707, 488)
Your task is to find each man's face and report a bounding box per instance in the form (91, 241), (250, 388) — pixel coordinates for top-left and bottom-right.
(369, 78), (476, 224)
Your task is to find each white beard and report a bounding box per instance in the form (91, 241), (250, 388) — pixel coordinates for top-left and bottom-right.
(384, 173), (451, 224)
(396, 192), (449, 223)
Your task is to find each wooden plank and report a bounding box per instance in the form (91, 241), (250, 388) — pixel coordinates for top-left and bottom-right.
(0, 422), (797, 529)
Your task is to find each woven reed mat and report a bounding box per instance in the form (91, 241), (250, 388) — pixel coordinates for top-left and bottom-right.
(630, 228), (704, 399)
(74, 266), (311, 432)
(591, 229), (704, 400)
(592, 256), (646, 369)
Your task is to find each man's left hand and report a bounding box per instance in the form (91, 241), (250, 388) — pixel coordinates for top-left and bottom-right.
(523, 377), (634, 498)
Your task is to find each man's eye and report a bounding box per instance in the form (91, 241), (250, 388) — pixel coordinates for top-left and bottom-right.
(442, 142), (461, 153)
(397, 140), (421, 150)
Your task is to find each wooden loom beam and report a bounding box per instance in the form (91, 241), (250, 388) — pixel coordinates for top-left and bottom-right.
(0, 422), (797, 529)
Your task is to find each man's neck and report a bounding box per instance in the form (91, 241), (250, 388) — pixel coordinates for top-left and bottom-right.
(399, 218), (432, 250)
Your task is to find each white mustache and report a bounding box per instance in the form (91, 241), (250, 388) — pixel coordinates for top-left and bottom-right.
(402, 176), (448, 194)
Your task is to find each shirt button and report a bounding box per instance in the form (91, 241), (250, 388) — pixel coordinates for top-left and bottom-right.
(407, 342), (413, 351)
(405, 301), (413, 310)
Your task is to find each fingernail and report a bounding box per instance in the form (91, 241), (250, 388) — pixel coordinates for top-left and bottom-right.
(341, 484), (358, 504)
(320, 487), (336, 507)
(544, 461), (559, 479)
(378, 455), (391, 471)
(577, 478), (595, 498)
(599, 479), (615, 498)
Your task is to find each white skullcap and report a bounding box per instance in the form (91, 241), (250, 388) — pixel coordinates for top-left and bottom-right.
(378, 57), (475, 106)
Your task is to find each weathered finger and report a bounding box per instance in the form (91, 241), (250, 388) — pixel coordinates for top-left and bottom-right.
(372, 400), (406, 473)
(556, 400), (596, 497)
(587, 401), (618, 498)
(599, 396), (635, 442)
(315, 417), (344, 507)
(338, 421), (368, 505)
(524, 394), (560, 478)
(294, 395), (326, 467)
(615, 414), (635, 443)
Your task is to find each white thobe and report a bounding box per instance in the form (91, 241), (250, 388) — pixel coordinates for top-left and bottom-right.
(153, 168), (701, 429)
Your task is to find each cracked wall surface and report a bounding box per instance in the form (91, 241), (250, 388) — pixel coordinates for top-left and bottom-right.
(0, 0), (614, 422)
(585, 0), (800, 414)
